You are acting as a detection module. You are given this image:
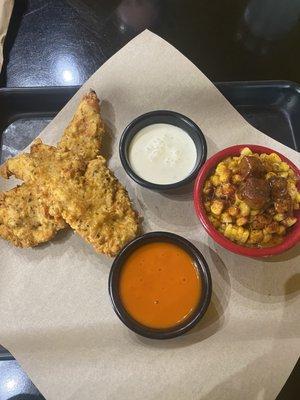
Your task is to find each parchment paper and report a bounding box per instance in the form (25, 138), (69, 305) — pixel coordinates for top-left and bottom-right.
(0, 30), (299, 400)
(0, 0), (13, 71)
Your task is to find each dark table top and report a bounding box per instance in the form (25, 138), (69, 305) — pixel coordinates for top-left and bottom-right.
(0, 0), (299, 399)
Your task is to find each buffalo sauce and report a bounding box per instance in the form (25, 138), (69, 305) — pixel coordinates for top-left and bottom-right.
(119, 242), (201, 329)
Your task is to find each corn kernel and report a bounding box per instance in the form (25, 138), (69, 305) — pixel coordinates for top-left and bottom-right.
(219, 171), (231, 183)
(239, 202), (250, 217)
(210, 200), (224, 215)
(266, 172), (276, 179)
(220, 212), (233, 223)
(228, 206), (239, 217)
(236, 217), (248, 226)
(279, 172), (288, 178)
(232, 174), (242, 184)
(216, 163), (227, 175)
(211, 174), (220, 186)
(279, 162), (289, 172)
(274, 213), (285, 222)
(268, 153), (282, 163)
(240, 147), (252, 156)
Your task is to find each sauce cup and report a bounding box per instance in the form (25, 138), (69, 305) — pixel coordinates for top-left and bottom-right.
(119, 111), (207, 191)
(108, 232), (212, 339)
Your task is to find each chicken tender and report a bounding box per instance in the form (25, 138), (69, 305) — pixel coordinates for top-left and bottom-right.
(47, 156), (138, 256)
(0, 91), (139, 255)
(0, 183), (67, 248)
(1, 91), (104, 181)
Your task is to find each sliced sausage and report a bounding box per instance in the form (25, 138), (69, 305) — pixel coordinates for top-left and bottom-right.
(239, 177), (271, 209)
(239, 156), (266, 179)
(268, 176), (288, 199)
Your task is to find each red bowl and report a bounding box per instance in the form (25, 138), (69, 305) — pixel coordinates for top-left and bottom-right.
(193, 144), (300, 257)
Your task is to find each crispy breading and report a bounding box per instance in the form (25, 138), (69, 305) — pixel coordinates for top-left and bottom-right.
(1, 91), (104, 181)
(47, 156), (139, 256)
(0, 91), (139, 255)
(0, 183), (67, 248)
(58, 90), (105, 160)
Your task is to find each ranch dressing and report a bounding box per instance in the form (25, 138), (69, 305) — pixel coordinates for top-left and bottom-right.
(128, 123), (197, 184)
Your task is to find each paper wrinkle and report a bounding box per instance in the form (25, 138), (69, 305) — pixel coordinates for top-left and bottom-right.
(0, 30), (299, 400)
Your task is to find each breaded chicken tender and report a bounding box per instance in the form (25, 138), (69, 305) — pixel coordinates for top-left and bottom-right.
(0, 183), (67, 247)
(45, 156), (138, 256)
(1, 91), (104, 181)
(0, 91), (139, 255)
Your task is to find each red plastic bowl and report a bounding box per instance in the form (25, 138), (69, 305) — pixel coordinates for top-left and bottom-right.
(193, 144), (300, 257)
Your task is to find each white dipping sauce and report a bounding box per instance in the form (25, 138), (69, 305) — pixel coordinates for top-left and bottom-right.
(128, 123), (197, 184)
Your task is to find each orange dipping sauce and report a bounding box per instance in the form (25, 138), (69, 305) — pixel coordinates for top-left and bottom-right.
(119, 242), (202, 329)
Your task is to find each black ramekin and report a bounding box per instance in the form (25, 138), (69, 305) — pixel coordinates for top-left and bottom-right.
(108, 231), (212, 340)
(119, 111), (207, 191)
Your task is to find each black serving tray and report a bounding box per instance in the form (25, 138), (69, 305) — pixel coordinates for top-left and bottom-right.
(0, 81), (299, 361)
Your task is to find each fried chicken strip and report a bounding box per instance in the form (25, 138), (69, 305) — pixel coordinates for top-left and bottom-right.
(0, 91), (138, 254)
(0, 183), (67, 248)
(46, 156), (139, 256)
(0, 91), (105, 248)
(1, 91), (105, 181)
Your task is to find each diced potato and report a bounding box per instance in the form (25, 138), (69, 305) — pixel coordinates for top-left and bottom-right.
(210, 200), (224, 215)
(262, 233), (272, 244)
(214, 186), (223, 198)
(210, 174), (220, 186)
(240, 147), (252, 156)
(287, 182), (298, 200)
(247, 229), (263, 244)
(239, 202), (250, 217)
(282, 217), (297, 228)
(204, 201), (211, 212)
(277, 225), (286, 235)
(264, 222), (279, 234)
(236, 217), (248, 226)
(220, 212), (233, 223)
(203, 181), (212, 194)
(228, 206), (239, 217)
(208, 215), (221, 228)
(224, 224), (233, 239)
(237, 227), (250, 243)
(273, 213), (285, 222)
(222, 183), (235, 197)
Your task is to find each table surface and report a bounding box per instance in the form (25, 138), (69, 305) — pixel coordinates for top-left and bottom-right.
(0, 0), (299, 399)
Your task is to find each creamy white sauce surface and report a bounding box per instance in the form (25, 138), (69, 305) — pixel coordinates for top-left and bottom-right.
(128, 123), (197, 184)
